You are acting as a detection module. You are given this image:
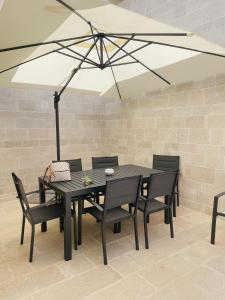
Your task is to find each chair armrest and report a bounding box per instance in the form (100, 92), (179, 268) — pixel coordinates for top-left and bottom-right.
(26, 190), (39, 196)
(30, 196), (57, 210)
(16, 190), (39, 199)
(139, 195), (147, 201)
(86, 198), (104, 212)
(214, 191), (225, 200)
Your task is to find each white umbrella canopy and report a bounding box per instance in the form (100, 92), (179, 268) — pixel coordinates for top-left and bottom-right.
(1, 1), (225, 98)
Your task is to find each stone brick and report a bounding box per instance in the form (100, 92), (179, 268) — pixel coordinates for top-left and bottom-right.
(189, 129), (209, 144)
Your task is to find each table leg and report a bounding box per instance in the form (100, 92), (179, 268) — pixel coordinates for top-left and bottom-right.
(39, 179), (47, 232)
(164, 195), (170, 224)
(78, 198), (82, 245)
(64, 194), (72, 261)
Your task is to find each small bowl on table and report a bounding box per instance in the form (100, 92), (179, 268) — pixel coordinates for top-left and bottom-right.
(105, 168), (114, 176)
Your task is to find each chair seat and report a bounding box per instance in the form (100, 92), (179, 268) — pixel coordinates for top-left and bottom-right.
(28, 203), (63, 224)
(87, 206), (131, 223)
(137, 196), (169, 214)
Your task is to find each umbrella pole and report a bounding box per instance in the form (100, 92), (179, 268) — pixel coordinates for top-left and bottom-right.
(54, 91), (61, 161)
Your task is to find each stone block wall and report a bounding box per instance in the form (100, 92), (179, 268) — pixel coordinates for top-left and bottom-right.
(100, 75), (225, 214)
(0, 88), (103, 201)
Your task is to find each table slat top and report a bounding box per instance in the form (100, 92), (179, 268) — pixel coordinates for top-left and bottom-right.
(40, 164), (163, 197)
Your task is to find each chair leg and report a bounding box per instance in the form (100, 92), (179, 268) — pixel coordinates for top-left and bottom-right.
(143, 214), (149, 249)
(20, 215), (25, 245)
(172, 194), (176, 218)
(133, 215), (139, 250)
(113, 223), (118, 233)
(211, 197), (218, 244)
(129, 204), (132, 214)
(113, 222), (121, 233)
(95, 193), (100, 223)
(59, 217), (64, 232)
(176, 181), (180, 206)
(169, 208), (174, 238)
(96, 192), (100, 205)
(101, 223), (107, 265)
(29, 225), (35, 262)
(146, 215), (149, 223)
(73, 201), (78, 250)
(117, 222), (121, 233)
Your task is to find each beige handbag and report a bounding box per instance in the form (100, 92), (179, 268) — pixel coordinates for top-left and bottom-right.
(44, 161), (71, 183)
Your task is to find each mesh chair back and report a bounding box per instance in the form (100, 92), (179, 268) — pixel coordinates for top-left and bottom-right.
(92, 156), (118, 169)
(12, 173), (30, 212)
(53, 158), (82, 172)
(104, 175), (142, 210)
(153, 155), (179, 172)
(147, 172), (177, 201)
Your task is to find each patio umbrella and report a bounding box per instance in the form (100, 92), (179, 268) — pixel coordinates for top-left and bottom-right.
(1, 0), (225, 160)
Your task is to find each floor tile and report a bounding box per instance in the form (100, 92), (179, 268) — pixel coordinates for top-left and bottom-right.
(138, 254), (196, 288)
(109, 255), (143, 276)
(146, 278), (208, 300)
(184, 266), (225, 294)
(33, 265), (121, 300)
(0, 265), (65, 299)
(86, 274), (156, 300)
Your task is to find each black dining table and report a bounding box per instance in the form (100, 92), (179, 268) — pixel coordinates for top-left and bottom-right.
(39, 164), (165, 261)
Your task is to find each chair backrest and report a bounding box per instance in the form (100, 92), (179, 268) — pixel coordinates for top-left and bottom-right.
(53, 158), (82, 172)
(104, 175), (142, 211)
(147, 172), (177, 203)
(92, 156), (118, 169)
(153, 155), (179, 172)
(12, 173), (30, 213)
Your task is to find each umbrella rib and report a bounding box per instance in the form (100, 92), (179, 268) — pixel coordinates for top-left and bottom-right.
(55, 0), (99, 32)
(0, 37), (93, 74)
(0, 35), (93, 53)
(107, 40), (152, 65)
(102, 39), (122, 100)
(56, 42), (98, 66)
(107, 61), (139, 67)
(56, 50), (97, 66)
(89, 22), (101, 64)
(109, 34), (225, 59)
(105, 34), (135, 65)
(59, 37), (99, 96)
(103, 33), (190, 37)
(80, 66), (99, 69)
(106, 36), (171, 85)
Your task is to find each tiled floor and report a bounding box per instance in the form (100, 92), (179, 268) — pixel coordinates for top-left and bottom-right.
(1, 200), (225, 300)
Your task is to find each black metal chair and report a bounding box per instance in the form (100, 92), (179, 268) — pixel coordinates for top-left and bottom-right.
(12, 173), (63, 262)
(92, 156), (119, 170)
(85, 175), (142, 265)
(91, 156), (119, 204)
(135, 171), (177, 249)
(142, 155), (180, 217)
(211, 192), (225, 244)
(54, 158), (91, 250)
(92, 156), (119, 231)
